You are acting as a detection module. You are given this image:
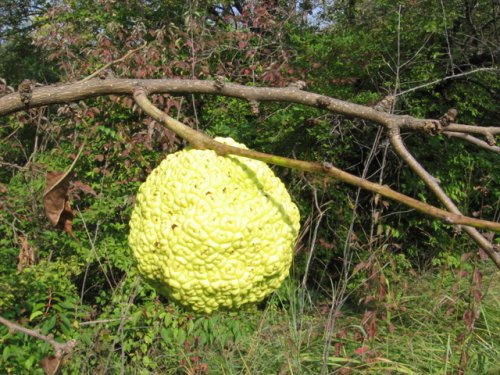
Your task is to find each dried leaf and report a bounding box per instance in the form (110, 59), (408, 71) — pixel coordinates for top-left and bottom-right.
(39, 355), (61, 375)
(472, 269), (482, 285)
(463, 309), (474, 330)
(72, 181), (96, 196)
(319, 238), (334, 249)
(43, 171), (75, 238)
(354, 346), (369, 356)
(352, 262), (367, 275)
(477, 247), (489, 260)
(44, 172), (70, 226)
(17, 236), (38, 272)
(473, 290), (482, 304)
(388, 321), (395, 334)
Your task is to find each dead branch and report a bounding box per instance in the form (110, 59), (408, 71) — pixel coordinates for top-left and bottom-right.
(444, 132), (500, 153)
(0, 315), (77, 359)
(395, 67), (499, 96)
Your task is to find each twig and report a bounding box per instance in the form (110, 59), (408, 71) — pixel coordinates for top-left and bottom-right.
(396, 67), (499, 96)
(444, 132), (500, 153)
(0, 315), (77, 358)
(77, 318), (123, 326)
(79, 42), (147, 83)
(43, 132), (87, 198)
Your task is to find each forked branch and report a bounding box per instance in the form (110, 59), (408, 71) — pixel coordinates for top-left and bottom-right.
(0, 78), (498, 268)
(132, 89), (500, 233)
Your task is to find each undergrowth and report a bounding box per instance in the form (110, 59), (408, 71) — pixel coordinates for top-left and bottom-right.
(2, 261), (498, 374)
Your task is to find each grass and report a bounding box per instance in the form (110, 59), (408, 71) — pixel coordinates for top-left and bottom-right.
(58, 261), (498, 374)
(2, 261), (498, 374)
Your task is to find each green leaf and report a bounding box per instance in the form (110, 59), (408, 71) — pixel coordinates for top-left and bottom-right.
(176, 329), (186, 345)
(29, 310), (44, 321)
(41, 315), (57, 334)
(160, 328), (170, 342)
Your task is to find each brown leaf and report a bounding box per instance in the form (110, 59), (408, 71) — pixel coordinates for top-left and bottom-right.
(354, 346), (369, 356)
(319, 238), (334, 249)
(39, 355), (62, 375)
(17, 235), (38, 272)
(463, 309), (474, 330)
(44, 172), (70, 226)
(43, 171), (76, 238)
(352, 261), (367, 275)
(472, 269), (482, 285)
(388, 321), (395, 334)
(72, 181), (96, 196)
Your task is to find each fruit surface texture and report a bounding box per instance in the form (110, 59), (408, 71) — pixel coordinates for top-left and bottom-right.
(129, 137), (300, 313)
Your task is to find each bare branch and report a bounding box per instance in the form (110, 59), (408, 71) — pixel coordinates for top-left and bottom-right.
(133, 89), (500, 234)
(388, 129), (500, 268)
(0, 315), (77, 359)
(1, 79), (497, 138)
(444, 123), (500, 137)
(444, 132), (500, 153)
(0, 79), (389, 125)
(79, 42), (147, 83)
(396, 67), (499, 96)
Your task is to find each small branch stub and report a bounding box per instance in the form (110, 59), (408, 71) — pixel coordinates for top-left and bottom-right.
(316, 96), (330, 108)
(18, 79), (33, 106)
(322, 161), (334, 171)
(423, 120), (443, 135)
(289, 80), (307, 90)
(439, 108), (458, 127)
(214, 76), (225, 90)
(485, 133), (496, 146)
(374, 95), (396, 113)
(249, 99), (260, 116)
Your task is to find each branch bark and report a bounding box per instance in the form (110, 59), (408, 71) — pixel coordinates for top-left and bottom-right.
(1, 78), (497, 139)
(444, 132), (500, 153)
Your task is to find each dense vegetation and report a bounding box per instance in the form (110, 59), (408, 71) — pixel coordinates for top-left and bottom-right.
(1, 0), (498, 373)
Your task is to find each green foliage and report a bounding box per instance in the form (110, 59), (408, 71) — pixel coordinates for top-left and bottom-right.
(0, 0), (498, 373)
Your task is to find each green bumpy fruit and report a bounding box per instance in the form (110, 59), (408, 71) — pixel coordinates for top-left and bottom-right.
(128, 137), (300, 313)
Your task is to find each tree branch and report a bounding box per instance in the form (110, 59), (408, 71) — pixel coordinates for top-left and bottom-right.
(388, 129), (500, 268)
(0, 315), (77, 359)
(444, 132), (500, 153)
(133, 89), (500, 234)
(444, 123), (500, 136)
(1, 78), (497, 137)
(0, 78), (498, 268)
(395, 67), (499, 96)
(0, 79), (389, 125)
